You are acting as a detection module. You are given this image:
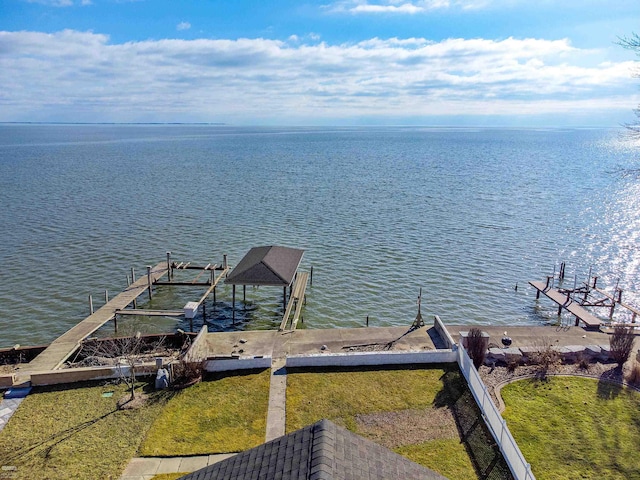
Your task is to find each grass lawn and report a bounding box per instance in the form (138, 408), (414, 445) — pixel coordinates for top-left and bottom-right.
(501, 376), (640, 480)
(140, 369), (270, 456)
(286, 365), (477, 480)
(0, 381), (169, 480)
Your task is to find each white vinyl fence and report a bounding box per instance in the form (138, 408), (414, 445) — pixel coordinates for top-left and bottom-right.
(457, 346), (535, 480)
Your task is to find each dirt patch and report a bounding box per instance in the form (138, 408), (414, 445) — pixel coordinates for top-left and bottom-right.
(117, 392), (150, 410)
(355, 407), (458, 449)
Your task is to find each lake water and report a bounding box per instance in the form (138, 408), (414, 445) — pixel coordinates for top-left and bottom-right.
(0, 125), (638, 348)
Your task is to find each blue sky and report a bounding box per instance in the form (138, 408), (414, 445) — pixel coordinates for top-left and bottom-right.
(0, 0), (639, 125)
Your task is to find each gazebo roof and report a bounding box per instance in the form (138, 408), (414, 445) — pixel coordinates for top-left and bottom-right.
(177, 419), (448, 480)
(225, 246), (304, 287)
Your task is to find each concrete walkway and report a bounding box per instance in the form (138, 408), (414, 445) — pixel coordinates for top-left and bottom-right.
(0, 387), (31, 433)
(265, 356), (287, 442)
(119, 454), (235, 480)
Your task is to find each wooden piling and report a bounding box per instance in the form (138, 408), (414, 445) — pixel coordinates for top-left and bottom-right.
(147, 266), (153, 300)
(310, 266), (313, 286)
(232, 284), (236, 324)
(283, 286), (287, 311)
(166, 251), (172, 281)
(105, 289), (109, 304)
(366, 315), (369, 327)
(89, 295), (94, 315)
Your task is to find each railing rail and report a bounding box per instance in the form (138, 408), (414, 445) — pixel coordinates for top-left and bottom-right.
(457, 345), (535, 480)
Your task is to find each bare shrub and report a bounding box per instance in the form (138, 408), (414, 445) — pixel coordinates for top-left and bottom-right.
(506, 358), (519, 372)
(78, 332), (166, 403)
(467, 327), (487, 369)
(170, 359), (203, 388)
(625, 361), (640, 386)
(610, 326), (635, 367)
(577, 352), (590, 370)
(529, 338), (560, 380)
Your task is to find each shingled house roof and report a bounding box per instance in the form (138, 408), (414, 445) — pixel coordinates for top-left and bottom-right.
(225, 246), (304, 287)
(178, 419), (449, 480)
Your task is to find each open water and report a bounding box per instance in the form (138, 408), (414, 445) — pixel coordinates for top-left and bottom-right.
(0, 125), (638, 348)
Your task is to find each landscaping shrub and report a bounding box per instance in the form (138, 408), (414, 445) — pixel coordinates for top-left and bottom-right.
(467, 327), (487, 369)
(610, 326), (635, 367)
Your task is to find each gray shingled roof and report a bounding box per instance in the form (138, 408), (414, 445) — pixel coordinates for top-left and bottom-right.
(225, 246), (304, 287)
(178, 419), (449, 480)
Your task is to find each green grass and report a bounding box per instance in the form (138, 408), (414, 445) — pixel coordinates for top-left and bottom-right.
(140, 369), (271, 456)
(501, 376), (640, 480)
(286, 366), (477, 479)
(0, 381), (168, 480)
(396, 439), (477, 480)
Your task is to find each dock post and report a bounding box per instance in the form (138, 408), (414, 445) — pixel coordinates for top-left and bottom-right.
(243, 285), (246, 304)
(127, 275), (131, 287)
(592, 276), (598, 288)
(114, 313), (118, 333)
(232, 284), (236, 324)
(223, 254), (228, 269)
(89, 295), (94, 315)
(310, 266), (313, 286)
(105, 289), (109, 305)
(131, 267), (136, 283)
(166, 251), (172, 281)
(147, 266), (153, 300)
(366, 315), (369, 327)
(283, 286), (287, 311)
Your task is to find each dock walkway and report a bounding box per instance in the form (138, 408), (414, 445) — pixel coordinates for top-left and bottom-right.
(529, 280), (602, 330)
(278, 272), (309, 332)
(24, 263), (169, 374)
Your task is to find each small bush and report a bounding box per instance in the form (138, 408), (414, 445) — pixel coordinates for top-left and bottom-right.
(529, 338), (560, 380)
(577, 352), (590, 370)
(467, 327), (487, 369)
(610, 326), (635, 367)
(170, 360), (203, 388)
(625, 361), (640, 386)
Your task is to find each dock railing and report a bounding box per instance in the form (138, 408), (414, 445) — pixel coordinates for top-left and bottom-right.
(457, 345), (535, 480)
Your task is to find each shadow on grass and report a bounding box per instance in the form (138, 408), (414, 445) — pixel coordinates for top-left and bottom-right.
(0, 379), (170, 465)
(597, 367), (623, 400)
(0, 408), (118, 464)
(435, 370), (514, 480)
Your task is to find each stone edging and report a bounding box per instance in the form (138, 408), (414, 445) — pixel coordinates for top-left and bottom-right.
(492, 372), (640, 413)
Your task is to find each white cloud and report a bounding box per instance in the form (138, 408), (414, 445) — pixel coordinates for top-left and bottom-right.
(0, 30), (636, 123)
(176, 22), (191, 31)
(25, 0), (94, 6)
(327, 0), (490, 14)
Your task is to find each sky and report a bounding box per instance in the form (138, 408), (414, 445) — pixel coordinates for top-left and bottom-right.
(0, 0), (639, 125)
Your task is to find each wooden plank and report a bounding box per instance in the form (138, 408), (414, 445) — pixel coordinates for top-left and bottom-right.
(592, 286), (640, 316)
(194, 266), (229, 306)
(25, 262), (169, 372)
(291, 272), (309, 330)
(114, 309), (184, 317)
(529, 280), (602, 329)
(280, 272), (309, 331)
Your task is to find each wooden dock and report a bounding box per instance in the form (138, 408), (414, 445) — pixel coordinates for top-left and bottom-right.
(24, 262), (170, 373)
(529, 280), (602, 330)
(279, 272), (309, 332)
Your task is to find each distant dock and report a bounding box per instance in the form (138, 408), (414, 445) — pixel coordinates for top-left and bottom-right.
(529, 263), (639, 331)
